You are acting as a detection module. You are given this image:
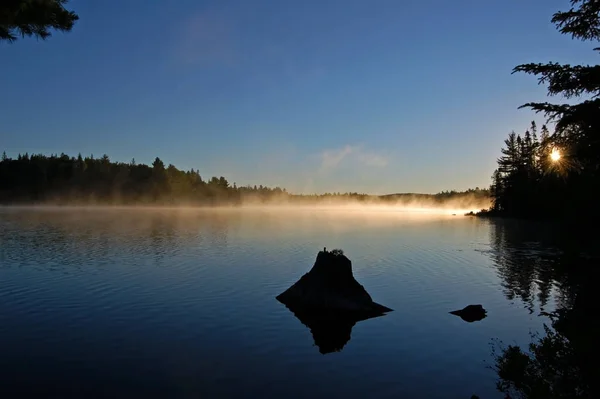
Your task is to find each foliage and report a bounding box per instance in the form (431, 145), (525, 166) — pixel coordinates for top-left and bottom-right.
(514, 0), (600, 141)
(488, 0), (600, 222)
(0, 152), (288, 205)
(0, 151), (487, 205)
(330, 249), (344, 257)
(0, 0), (78, 42)
(488, 122), (572, 219)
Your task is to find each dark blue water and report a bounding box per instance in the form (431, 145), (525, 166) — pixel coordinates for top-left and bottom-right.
(0, 207), (559, 398)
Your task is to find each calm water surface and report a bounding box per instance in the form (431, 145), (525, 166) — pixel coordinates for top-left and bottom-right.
(0, 207), (568, 398)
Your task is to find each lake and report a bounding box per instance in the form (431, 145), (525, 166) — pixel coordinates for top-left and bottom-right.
(0, 207), (583, 398)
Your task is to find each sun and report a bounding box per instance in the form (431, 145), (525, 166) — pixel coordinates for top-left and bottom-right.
(550, 148), (561, 162)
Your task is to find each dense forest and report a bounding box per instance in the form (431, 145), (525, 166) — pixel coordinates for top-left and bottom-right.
(0, 152), (286, 205)
(485, 2), (600, 398)
(484, 0), (600, 223)
(0, 151), (488, 206)
(486, 121), (582, 219)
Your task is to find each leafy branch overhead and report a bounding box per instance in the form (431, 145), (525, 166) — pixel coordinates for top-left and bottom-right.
(512, 0), (600, 165)
(512, 63), (600, 99)
(0, 0), (78, 42)
(488, 0), (600, 223)
(551, 0), (600, 41)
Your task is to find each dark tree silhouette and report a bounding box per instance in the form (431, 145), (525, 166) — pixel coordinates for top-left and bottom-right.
(483, 0), (600, 223)
(0, 0), (78, 42)
(481, 9), (600, 393)
(514, 0), (600, 178)
(0, 151), (488, 206)
(514, 0), (600, 130)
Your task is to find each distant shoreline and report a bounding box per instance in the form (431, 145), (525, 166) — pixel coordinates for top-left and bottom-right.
(0, 190), (491, 211)
(1, 152), (490, 211)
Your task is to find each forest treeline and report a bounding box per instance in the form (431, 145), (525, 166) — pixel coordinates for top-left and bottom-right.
(486, 121), (595, 220)
(484, 3), (600, 394)
(0, 151), (488, 206)
(484, 0), (600, 223)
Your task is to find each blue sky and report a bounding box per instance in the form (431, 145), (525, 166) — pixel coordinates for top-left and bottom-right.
(1, 0), (597, 194)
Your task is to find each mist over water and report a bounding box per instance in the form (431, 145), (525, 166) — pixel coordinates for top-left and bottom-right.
(3, 191), (491, 219)
(0, 206), (553, 398)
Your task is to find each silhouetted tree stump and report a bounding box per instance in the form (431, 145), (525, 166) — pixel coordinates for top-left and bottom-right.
(276, 249), (392, 354)
(276, 249), (392, 314)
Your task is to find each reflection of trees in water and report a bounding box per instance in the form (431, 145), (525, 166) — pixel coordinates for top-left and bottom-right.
(488, 220), (600, 398)
(0, 209), (236, 270)
(200, 213), (230, 250)
(488, 220), (565, 313)
(0, 219), (87, 271)
(492, 262), (600, 398)
(148, 211), (178, 261)
(0, 213), (114, 271)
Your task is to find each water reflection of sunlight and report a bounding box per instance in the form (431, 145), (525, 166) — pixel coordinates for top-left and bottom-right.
(236, 204), (482, 217)
(0, 205), (485, 256)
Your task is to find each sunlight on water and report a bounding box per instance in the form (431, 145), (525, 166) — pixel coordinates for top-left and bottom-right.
(0, 206), (557, 398)
(2, 203), (483, 228)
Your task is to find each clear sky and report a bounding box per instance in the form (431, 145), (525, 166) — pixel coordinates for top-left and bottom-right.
(1, 0), (597, 194)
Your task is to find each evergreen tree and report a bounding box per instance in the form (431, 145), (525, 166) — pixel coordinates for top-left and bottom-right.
(490, 169), (504, 211)
(513, 0), (600, 170)
(0, 0), (79, 42)
(152, 157), (164, 171)
(0, 150), (490, 206)
(498, 132), (520, 175)
(485, 1), (600, 222)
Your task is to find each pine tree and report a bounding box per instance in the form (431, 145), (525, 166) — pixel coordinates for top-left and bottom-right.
(152, 157), (165, 171)
(513, 0), (600, 170)
(1, 0), (79, 42)
(522, 128), (539, 177)
(498, 132), (520, 175)
(490, 169), (504, 211)
(76, 153), (84, 168)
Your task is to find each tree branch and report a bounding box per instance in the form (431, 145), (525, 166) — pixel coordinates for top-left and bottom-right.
(513, 62), (600, 98)
(552, 0), (600, 41)
(0, 0), (78, 42)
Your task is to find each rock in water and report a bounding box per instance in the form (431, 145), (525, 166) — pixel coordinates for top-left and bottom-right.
(276, 249), (392, 314)
(449, 304), (487, 323)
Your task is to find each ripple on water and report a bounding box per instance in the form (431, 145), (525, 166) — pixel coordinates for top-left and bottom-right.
(0, 208), (564, 398)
